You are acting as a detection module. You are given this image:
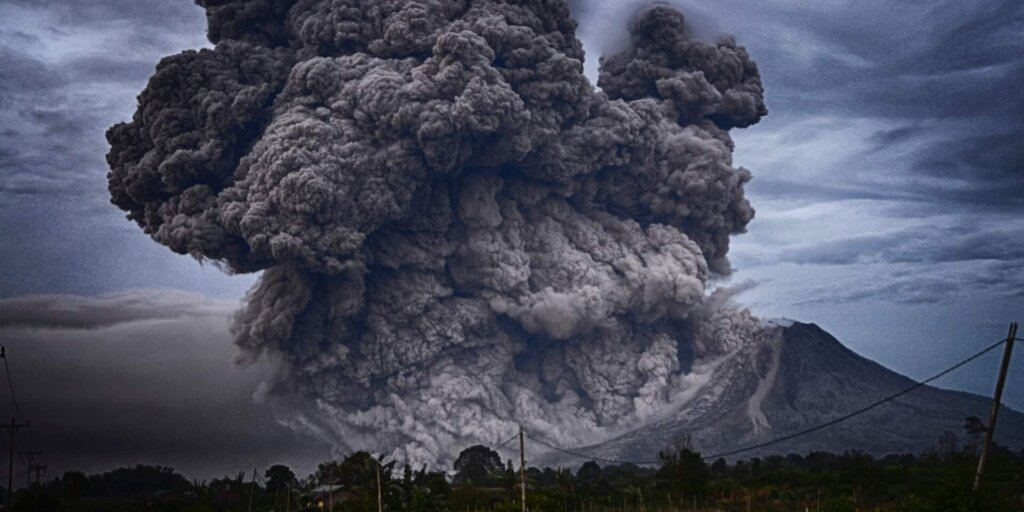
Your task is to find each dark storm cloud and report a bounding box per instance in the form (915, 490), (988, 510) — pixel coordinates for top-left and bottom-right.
(786, 223), (1024, 266)
(749, 178), (918, 204)
(0, 1), (255, 298)
(0, 2), (207, 199)
(792, 259), (1023, 306)
(909, 132), (1023, 207)
(0, 47), (65, 98)
(760, 0), (1023, 204)
(3, 0), (205, 37)
(869, 126), (923, 147)
(668, 0), (1024, 309)
(766, 210), (1024, 306)
(760, 1), (1022, 114)
(64, 55), (158, 85)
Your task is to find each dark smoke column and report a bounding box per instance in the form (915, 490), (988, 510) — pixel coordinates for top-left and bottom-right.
(107, 0), (768, 464)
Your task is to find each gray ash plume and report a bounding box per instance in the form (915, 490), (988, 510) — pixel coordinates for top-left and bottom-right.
(107, 0), (769, 465)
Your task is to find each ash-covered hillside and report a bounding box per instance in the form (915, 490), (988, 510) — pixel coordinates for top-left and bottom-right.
(537, 322), (1024, 465)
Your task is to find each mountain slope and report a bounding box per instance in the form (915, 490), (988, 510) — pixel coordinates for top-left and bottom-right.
(537, 322), (1024, 465)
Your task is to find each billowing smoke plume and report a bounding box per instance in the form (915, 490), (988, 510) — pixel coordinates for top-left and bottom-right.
(107, 0), (768, 464)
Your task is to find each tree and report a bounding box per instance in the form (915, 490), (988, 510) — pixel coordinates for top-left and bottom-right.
(312, 453), (399, 512)
(62, 471), (89, 500)
(937, 430), (959, 461)
(657, 434), (709, 496)
(577, 461), (601, 483)
(265, 464), (297, 494)
(403, 464), (414, 510)
(964, 416), (986, 436)
(964, 416), (986, 455)
(411, 466), (451, 512)
(453, 445), (504, 486)
(315, 460), (344, 486)
(710, 458), (728, 475)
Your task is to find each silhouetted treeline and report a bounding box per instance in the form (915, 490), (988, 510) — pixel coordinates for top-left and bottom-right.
(12, 430), (1024, 511)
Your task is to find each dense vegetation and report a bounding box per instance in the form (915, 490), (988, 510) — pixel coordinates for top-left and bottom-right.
(12, 428), (1024, 512)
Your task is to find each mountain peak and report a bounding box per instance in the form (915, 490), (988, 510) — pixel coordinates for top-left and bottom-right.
(535, 322), (1024, 466)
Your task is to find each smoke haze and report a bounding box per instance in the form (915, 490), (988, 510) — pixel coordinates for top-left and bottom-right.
(107, 0), (770, 465)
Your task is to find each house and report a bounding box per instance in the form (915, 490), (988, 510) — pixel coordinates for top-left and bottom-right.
(308, 484), (357, 510)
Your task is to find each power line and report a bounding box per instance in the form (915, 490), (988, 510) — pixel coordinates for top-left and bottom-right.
(0, 351), (11, 419)
(495, 433), (519, 450)
(1, 419), (30, 509)
(521, 335), (1014, 465)
(524, 432), (658, 465)
(1, 348), (26, 421)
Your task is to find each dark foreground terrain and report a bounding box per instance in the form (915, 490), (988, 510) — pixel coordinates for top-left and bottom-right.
(11, 436), (1024, 512)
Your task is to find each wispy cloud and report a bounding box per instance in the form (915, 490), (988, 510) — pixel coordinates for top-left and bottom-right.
(0, 290), (235, 329)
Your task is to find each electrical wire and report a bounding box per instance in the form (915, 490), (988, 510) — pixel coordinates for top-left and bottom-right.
(495, 433), (520, 450)
(525, 433), (659, 465)
(3, 354), (26, 421)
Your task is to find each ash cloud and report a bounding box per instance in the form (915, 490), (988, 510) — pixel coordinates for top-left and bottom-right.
(108, 0), (768, 465)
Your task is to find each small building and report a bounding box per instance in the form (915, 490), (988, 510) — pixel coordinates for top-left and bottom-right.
(309, 484), (356, 510)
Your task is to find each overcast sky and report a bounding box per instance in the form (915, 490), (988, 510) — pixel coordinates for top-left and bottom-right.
(0, 0), (1021, 481)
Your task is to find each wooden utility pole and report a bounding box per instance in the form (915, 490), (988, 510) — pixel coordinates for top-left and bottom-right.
(519, 426), (527, 512)
(247, 467), (257, 512)
(376, 460), (384, 512)
(972, 321), (1017, 496)
(3, 417), (30, 509)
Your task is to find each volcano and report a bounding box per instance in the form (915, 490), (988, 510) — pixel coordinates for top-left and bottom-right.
(536, 322), (1024, 465)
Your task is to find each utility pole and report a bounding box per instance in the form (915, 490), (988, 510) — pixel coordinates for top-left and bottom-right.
(376, 459), (383, 512)
(972, 321), (1017, 496)
(26, 462), (45, 512)
(20, 449), (41, 488)
(273, 481), (279, 511)
(519, 426), (527, 512)
(247, 467), (257, 512)
(29, 464), (45, 487)
(3, 417), (30, 509)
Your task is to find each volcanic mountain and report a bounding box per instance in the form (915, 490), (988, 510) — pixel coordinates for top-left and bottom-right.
(536, 322), (1024, 465)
